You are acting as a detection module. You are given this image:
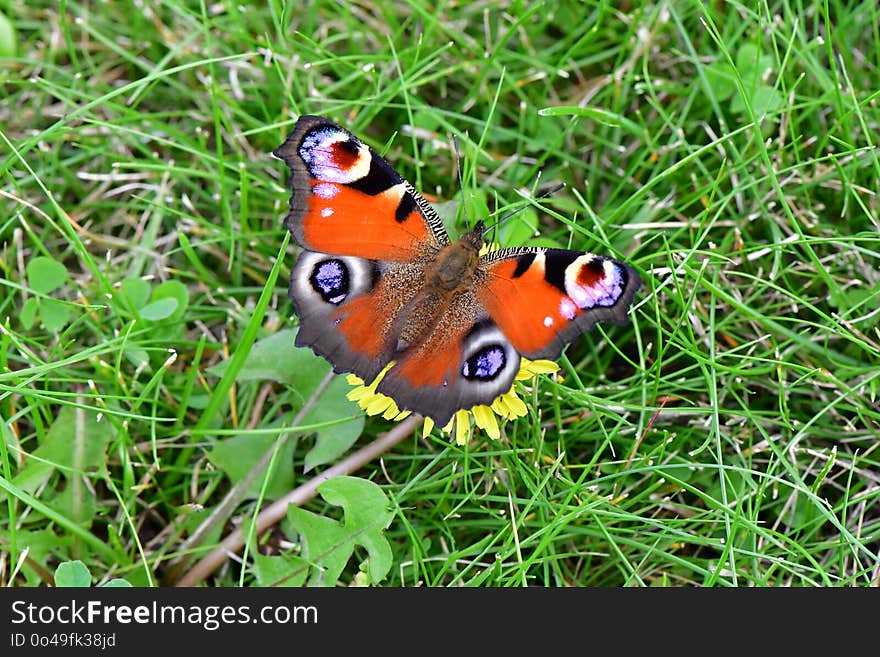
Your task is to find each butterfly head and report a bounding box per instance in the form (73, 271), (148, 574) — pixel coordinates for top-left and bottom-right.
(461, 219), (486, 249)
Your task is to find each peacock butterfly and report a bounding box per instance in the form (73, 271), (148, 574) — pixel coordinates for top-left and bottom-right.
(274, 116), (640, 426)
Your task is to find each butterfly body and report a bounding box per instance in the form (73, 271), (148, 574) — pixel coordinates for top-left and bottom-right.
(275, 116), (640, 426)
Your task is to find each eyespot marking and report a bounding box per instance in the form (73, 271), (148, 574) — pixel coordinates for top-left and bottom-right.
(309, 258), (350, 305)
(461, 344), (507, 381)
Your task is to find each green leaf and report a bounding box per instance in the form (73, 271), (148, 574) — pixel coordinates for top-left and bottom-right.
(151, 280), (189, 321)
(497, 208), (538, 247)
(7, 405), (113, 528)
(707, 469), (748, 509)
(253, 553), (309, 587)
(27, 256), (68, 294)
(735, 43), (772, 82)
(726, 44), (777, 116)
(656, 465), (694, 483)
(750, 85), (783, 116)
(54, 481), (97, 528)
(731, 84), (782, 117)
(100, 578), (134, 587)
(435, 199), (461, 237)
(187, 393), (211, 409)
(302, 376), (364, 472)
(7, 530), (73, 585)
(735, 43), (758, 71)
(124, 345), (150, 368)
(524, 236), (568, 249)
(20, 297), (39, 330)
(120, 278), (151, 310)
(463, 191), (489, 231)
(145, 280), (190, 342)
(792, 493), (820, 526)
(829, 280), (879, 324)
(285, 476), (393, 586)
(12, 406), (115, 497)
(179, 507), (224, 546)
(730, 93), (745, 114)
(210, 330), (365, 471)
(409, 108), (442, 134)
(37, 406), (114, 473)
(704, 62), (737, 101)
(55, 560), (92, 587)
(209, 329), (331, 389)
(208, 430), (296, 500)
(39, 297), (71, 332)
(139, 297), (178, 321)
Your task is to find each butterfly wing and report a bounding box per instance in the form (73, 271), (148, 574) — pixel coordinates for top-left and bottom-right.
(273, 115), (449, 260)
(477, 247), (641, 360)
(375, 314), (522, 427)
(276, 116), (453, 384)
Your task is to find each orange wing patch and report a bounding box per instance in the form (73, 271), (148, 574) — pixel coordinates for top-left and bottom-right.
(478, 254), (567, 356)
(393, 339), (461, 388)
(332, 295), (389, 360)
(302, 182), (430, 260)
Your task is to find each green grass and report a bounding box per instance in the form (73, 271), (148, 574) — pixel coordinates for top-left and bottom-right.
(1, 0), (879, 587)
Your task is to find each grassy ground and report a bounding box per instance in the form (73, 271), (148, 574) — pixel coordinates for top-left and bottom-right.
(1, 1), (878, 587)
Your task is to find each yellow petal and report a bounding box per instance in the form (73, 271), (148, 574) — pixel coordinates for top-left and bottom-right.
(422, 416), (435, 437)
(472, 405), (500, 440)
(500, 391), (528, 418)
(370, 361), (396, 386)
(524, 359), (561, 375)
(364, 395), (392, 416)
(491, 395), (512, 419)
(454, 410), (471, 445)
(382, 399), (401, 420)
(346, 386), (372, 402)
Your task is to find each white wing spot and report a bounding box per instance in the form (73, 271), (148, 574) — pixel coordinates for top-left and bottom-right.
(559, 298), (577, 320)
(301, 127), (371, 183)
(313, 183), (338, 199)
(564, 259), (624, 308)
(543, 316), (554, 327)
(321, 207), (334, 218)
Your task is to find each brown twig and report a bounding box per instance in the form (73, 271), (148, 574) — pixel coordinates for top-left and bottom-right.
(173, 414), (422, 586)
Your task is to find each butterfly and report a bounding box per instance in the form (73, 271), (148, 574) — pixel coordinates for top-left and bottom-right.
(274, 116), (641, 427)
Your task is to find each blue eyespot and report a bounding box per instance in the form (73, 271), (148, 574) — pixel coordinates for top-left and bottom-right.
(310, 259), (349, 305)
(462, 345), (506, 381)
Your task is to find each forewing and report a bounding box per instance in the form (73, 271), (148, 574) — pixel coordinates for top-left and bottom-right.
(477, 247), (640, 360)
(274, 115), (449, 261)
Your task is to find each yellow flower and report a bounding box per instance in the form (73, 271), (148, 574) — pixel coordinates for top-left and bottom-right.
(345, 358), (560, 445)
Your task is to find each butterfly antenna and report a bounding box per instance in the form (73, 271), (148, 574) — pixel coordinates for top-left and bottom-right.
(481, 181), (566, 235)
(452, 134), (471, 228)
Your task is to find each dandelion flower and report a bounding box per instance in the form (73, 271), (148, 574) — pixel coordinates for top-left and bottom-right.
(346, 358), (560, 445)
